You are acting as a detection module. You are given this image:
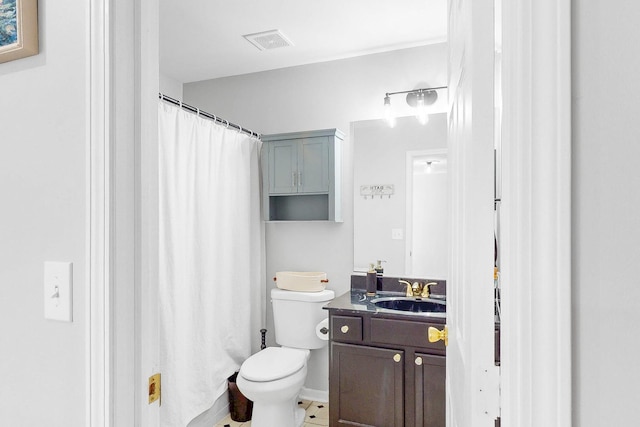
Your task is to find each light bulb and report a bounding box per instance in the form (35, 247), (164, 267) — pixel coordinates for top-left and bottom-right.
(426, 162), (432, 173)
(416, 92), (429, 125)
(384, 95), (396, 128)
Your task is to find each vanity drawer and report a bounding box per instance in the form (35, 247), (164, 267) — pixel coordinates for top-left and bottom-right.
(370, 318), (446, 353)
(331, 315), (363, 343)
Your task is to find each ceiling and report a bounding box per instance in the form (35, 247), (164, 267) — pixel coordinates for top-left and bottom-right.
(160, 0), (447, 84)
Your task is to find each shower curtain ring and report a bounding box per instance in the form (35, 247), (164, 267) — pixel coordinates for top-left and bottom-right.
(225, 120), (229, 128)
(196, 108), (200, 116)
(239, 125), (243, 133)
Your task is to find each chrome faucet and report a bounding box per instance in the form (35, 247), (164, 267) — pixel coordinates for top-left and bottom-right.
(398, 280), (438, 298)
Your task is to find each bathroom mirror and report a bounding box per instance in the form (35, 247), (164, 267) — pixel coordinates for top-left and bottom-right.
(352, 114), (448, 277)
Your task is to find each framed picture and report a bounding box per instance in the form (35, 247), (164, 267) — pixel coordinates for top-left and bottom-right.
(0, 0), (38, 64)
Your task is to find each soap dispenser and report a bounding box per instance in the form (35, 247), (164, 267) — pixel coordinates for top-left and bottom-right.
(374, 260), (385, 275)
(366, 263), (377, 296)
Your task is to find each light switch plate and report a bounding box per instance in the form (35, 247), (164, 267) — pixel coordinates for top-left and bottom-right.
(44, 262), (73, 322)
(391, 228), (404, 240)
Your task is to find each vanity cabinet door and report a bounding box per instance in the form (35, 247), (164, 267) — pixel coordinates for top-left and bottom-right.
(414, 353), (446, 427)
(330, 342), (404, 427)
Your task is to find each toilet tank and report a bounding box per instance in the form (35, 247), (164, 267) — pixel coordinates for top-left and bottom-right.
(271, 288), (334, 350)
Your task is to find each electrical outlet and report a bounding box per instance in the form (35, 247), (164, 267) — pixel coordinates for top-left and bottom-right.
(391, 228), (404, 240)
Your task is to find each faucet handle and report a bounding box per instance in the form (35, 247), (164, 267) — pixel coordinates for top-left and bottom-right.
(398, 280), (413, 296)
(421, 282), (438, 298)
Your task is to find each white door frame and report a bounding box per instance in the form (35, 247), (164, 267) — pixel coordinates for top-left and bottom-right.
(87, 1), (110, 423)
(86, 0), (571, 424)
(88, 0), (159, 426)
(404, 149), (448, 277)
(500, 0), (572, 425)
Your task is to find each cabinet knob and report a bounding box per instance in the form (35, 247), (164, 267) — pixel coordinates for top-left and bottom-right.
(428, 326), (449, 346)
(340, 325), (349, 334)
(415, 356), (423, 366)
(393, 353), (402, 363)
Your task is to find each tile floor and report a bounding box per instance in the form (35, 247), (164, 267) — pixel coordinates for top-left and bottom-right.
(215, 399), (329, 427)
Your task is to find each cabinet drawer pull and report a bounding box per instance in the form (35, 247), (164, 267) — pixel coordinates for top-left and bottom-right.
(340, 325), (349, 333)
(393, 353), (402, 363)
(415, 356), (423, 366)
(292, 171), (297, 187)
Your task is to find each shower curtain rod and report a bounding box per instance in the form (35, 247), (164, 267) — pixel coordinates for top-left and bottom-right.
(159, 93), (262, 139)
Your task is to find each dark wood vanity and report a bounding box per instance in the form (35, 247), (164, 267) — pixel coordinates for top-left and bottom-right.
(328, 307), (446, 427)
(325, 277), (500, 427)
(325, 280), (448, 427)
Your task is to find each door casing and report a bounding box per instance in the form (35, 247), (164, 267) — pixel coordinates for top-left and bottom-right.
(87, 0), (160, 425)
(87, 0), (572, 425)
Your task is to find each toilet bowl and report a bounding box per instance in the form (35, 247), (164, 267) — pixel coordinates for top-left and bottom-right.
(236, 288), (334, 427)
(237, 347), (310, 427)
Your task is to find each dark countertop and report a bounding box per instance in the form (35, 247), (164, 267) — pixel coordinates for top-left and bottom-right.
(323, 289), (447, 322)
(324, 289), (500, 326)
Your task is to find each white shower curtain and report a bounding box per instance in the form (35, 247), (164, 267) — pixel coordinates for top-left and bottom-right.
(158, 101), (265, 427)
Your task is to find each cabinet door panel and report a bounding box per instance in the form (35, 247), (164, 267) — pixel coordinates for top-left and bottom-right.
(415, 353), (445, 427)
(299, 137), (329, 193)
(269, 140), (298, 194)
(331, 342), (404, 427)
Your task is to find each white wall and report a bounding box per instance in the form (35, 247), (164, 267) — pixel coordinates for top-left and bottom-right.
(184, 43), (447, 396)
(573, 1), (640, 425)
(160, 72), (183, 100)
(0, 2), (87, 426)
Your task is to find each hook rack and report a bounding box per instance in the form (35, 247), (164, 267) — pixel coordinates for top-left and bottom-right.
(360, 184), (394, 200)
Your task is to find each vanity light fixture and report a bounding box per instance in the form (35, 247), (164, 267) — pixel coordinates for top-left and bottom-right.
(384, 95), (396, 128)
(383, 86), (446, 127)
(415, 92), (428, 125)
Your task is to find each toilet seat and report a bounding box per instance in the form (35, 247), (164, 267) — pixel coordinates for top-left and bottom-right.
(240, 347), (307, 382)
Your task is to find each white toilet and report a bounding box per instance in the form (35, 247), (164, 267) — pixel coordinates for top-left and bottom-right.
(236, 288), (334, 427)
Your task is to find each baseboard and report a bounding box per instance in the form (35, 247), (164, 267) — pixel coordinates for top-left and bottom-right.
(299, 387), (328, 403)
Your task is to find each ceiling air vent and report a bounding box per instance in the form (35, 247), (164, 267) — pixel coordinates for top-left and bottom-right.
(243, 29), (294, 51)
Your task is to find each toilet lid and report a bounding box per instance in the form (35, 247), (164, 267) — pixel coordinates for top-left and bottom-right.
(240, 347), (307, 382)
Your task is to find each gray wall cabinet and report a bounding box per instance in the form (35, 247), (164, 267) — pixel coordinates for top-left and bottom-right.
(262, 129), (343, 221)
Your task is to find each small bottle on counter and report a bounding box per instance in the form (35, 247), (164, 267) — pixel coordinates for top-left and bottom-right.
(366, 263), (377, 296)
(375, 260), (385, 275)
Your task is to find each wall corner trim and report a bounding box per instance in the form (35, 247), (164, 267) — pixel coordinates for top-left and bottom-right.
(500, 0), (572, 425)
(87, 0), (111, 425)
